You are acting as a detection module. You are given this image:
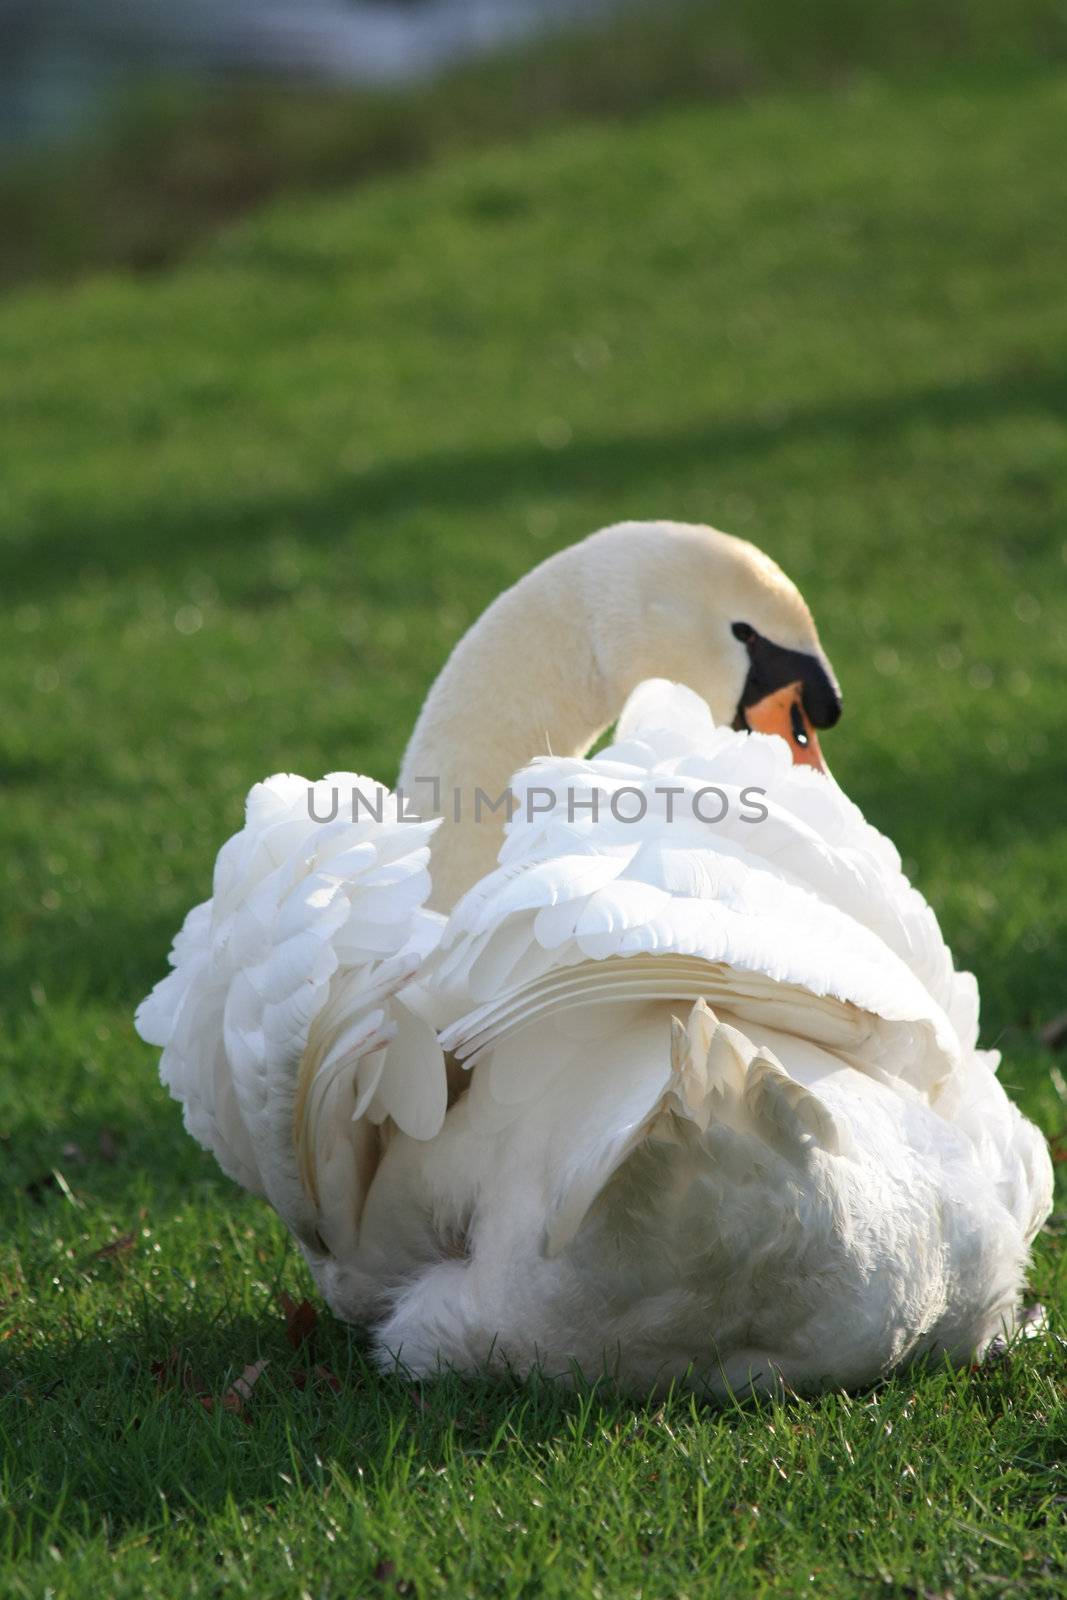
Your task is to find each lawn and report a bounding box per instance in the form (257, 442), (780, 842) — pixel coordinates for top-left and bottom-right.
(2, 46), (1067, 1600)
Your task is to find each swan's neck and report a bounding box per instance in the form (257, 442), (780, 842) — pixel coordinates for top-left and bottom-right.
(399, 543), (612, 911)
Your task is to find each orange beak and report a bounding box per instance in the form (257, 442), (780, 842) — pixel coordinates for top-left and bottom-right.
(743, 681), (826, 771)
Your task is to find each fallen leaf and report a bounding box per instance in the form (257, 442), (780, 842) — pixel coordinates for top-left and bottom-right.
(279, 1292), (317, 1349)
(152, 1347), (212, 1405)
(151, 1346), (258, 1419)
(92, 1230), (137, 1260)
(291, 1363), (342, 1396)
(150, 1346), (181, 1388)
(230, 1358), (268, 1402)
(219, 1358), (269, 1419)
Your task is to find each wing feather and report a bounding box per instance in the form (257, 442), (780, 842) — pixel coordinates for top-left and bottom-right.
(136, 773), (448, 1254)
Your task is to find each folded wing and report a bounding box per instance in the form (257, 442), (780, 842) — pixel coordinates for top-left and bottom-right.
(136, 773), (447, 1259)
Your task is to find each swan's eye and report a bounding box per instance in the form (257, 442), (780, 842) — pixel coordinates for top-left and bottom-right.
(790, 699), (809, 747)
(732, 622), (755, 644)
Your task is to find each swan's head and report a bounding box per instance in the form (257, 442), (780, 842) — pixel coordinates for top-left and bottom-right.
(581, 521), (841, 770)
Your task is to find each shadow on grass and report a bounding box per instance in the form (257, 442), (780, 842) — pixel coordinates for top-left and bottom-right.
(5, 1296), (1062, 1561)
(4, 361), (1065, 600)
(1, 1305), (728, 1551)
(0, 1069), (215, 1204)
(0, 358), (1062, 1018)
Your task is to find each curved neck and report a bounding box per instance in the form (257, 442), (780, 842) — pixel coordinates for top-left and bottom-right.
(399, 542), (612, 911)
(397, 520), (778, 912)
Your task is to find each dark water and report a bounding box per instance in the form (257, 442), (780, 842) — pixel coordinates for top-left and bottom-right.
(1, 0), (624, 147)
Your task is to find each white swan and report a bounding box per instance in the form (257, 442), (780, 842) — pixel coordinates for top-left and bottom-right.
(136, 521), (1052, 1395)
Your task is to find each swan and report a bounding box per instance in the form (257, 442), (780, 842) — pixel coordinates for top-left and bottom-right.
(136, 520), (1052, 1395)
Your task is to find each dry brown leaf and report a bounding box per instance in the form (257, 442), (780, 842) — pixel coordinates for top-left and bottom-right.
(150, 1346), (181, 1389)
(291, 1363), (342, 1396)
(219, 1357), (269, 1419)
(279, 1292), (317, 1349)
(92, 1230), (137, 1260)
(230, 1357), (269, 1401)
(151, 1345), (260, 1420)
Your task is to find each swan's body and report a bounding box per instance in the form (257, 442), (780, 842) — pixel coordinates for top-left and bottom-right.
(137, 522), (1052, 1394)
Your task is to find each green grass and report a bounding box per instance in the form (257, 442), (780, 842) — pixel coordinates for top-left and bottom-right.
(2, 52), (1067, 1600)
(2, 0), (1066, 291)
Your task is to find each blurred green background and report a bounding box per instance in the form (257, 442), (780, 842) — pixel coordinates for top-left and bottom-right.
(1, 3), (1066, 1596)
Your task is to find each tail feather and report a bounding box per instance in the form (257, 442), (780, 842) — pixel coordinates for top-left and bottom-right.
(542, 998), (844, 1259)
(744, 1050), (843, 1158)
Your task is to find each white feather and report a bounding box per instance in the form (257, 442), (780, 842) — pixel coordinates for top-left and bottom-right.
(136, 772), (448, 1255)
(137, 528), (1052, 1398)
(360, 679), (1051, 1391)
